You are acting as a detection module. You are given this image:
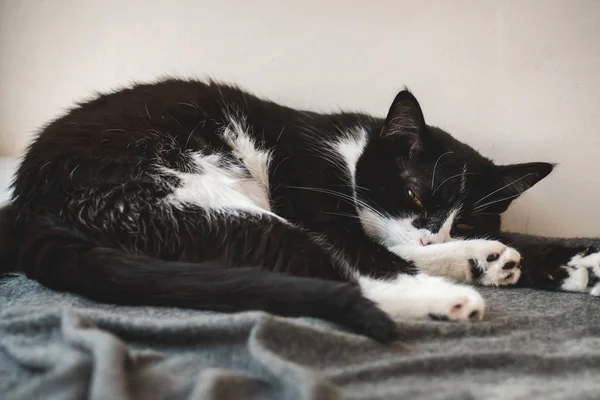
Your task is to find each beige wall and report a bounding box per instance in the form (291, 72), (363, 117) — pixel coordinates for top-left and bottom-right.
(1, 0), (599, 237)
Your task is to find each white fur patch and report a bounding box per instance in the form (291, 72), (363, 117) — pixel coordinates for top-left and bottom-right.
(357, 208), (460, 248)
(334, 127), (368, 183)
(221, 114), (272, 194)
(561, 266), (589, 292)
(163, 153), (272, 215)
(357, 204), (522, 287)
(434, 209), (458, 244)
(162, 114), (276, 218)
(359, 274), (485, 322)
(357, 209), (426, 247)
(561, 251), (600, 295)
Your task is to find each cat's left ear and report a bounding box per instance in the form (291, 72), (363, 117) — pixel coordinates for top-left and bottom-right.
(484, 162), (555, 211)
(381, 89), (426, 142)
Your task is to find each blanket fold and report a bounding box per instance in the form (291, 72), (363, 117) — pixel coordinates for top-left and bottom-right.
(2, 268), (600, 399)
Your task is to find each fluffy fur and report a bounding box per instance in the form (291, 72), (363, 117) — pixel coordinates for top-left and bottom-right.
(1, 78), (597, 342)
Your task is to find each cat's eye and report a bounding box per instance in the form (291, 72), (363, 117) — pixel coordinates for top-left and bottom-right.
(405, 188), (424, 208)
(456, 223), (475, 230)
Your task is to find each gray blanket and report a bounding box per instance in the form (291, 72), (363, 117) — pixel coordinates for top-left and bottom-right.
(2, 269), (600, 400)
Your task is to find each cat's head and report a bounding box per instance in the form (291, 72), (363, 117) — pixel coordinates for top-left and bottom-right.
(355, 90), (554, 247)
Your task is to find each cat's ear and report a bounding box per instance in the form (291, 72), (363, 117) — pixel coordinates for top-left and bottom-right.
(482, 162), (555, 212)
(381, 89), (426, 140)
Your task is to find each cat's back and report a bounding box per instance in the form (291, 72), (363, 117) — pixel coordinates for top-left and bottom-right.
(11, 79), (279, 206)
(28, 79), (253, 155)
(10, 78), (370, 223)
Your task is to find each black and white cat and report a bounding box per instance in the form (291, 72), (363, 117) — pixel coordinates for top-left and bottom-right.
(1, 79), (598, 341)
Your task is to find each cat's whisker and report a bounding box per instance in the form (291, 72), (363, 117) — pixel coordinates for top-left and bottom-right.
(330, 183), (371, 191)
(271, 156), (290, 178)
(472, 192), (524, 212)
(285, 185), (386, 221)
(473, 173), (535, 206)
(431, 151), (453, 191)
(460, 163), (468, 194)
(310, 152), (346, 170)
(285, 185), (355, 202)
(434, 172), (480, 194)
(276, 126), (286, 144)
(184, 125), (199, 149)
(296, 134), (347, 171)
(318, 211), (360, 220)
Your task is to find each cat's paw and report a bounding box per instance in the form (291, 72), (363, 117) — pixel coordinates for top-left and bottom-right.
(561, 247), (600, 295)
(359, 274), (485, 323)
(466, 240), (522, 286)
(425, 286), (485, 323)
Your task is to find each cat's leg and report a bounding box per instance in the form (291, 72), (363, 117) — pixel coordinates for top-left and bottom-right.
(315, 219), (521, 287)
(359, 273), (485, 322)
(312, 221), (417, 279)
(310, 222), (487, 322)
(391, 240), (523, 286)
(498, 233), (600, 296)
(158, 207), (354, 282)
(559, 248), (600, 295)
(18, 210), (399, 342)
(167, 207), (488, 324)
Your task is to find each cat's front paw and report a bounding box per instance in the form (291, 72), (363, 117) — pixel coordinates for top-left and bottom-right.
(562, 247), (600, 296)
(466, 240), (522, 286)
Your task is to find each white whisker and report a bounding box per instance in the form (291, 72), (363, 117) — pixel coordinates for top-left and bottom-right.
(473, 192), (524, 212)
(184, 125), (198, 149)
(271, 156), (290, 177)
(318, 211), (360, 219)
(431, 151), (453, 191)
(276, 126), (286, 143)
(460, 163), (468, 194)
(434, 172), (480, 194)
(285, 185), (386, 220)
(473, 173), (534, 206)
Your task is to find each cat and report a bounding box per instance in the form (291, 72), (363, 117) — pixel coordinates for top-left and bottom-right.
(1, 78), (598, 342)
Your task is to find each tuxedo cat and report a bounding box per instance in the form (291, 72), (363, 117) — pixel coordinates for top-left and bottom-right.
(1, 79), (598, 341)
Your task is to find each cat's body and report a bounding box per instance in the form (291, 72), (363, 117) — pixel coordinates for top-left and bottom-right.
(2, 78), (599, 341)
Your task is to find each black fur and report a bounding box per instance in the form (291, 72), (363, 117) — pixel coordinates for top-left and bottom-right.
(1, 78), (562, 340)
(500, 232), (599, 291)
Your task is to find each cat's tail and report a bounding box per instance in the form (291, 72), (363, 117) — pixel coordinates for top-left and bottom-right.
(11, 213), (396, 342)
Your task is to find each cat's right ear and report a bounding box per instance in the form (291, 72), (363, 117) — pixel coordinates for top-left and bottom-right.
(380, 89), (426, 140)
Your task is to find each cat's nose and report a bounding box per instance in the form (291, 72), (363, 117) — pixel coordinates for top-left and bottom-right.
(420, 239), (433, 246)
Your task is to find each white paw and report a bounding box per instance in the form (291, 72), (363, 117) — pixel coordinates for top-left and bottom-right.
(391, 240), (521, 286)
(561, 265), (589, 292)
(359, 274), (485, 323)
(562, 248), (600, 295)
(465, 240), (522, 286)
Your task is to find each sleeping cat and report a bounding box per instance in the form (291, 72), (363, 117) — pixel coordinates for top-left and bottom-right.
(1, 79), (598, 341)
